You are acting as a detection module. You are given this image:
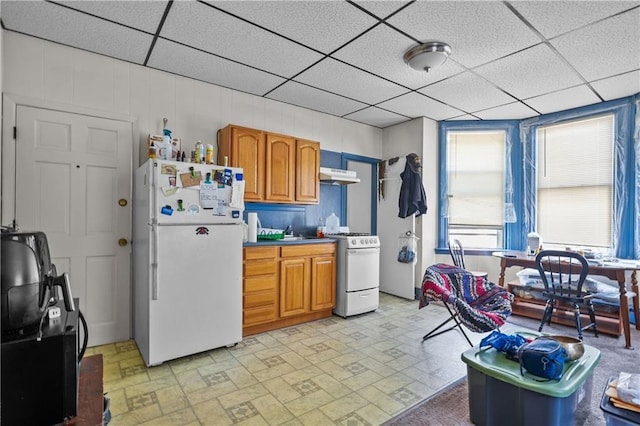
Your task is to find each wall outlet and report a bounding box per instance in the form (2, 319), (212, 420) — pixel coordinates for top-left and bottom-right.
(48, 306), (61, 319)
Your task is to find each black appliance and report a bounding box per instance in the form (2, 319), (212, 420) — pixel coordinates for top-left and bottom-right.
(1, 227), (82, 424)
(1, 299), (80, 425)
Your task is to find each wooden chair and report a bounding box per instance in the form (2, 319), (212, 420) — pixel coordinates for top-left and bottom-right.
(448, 239), (487, 278)
(535, 250), (598, 340)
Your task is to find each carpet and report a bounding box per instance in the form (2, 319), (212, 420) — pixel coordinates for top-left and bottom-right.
(384, 315), (640, 425)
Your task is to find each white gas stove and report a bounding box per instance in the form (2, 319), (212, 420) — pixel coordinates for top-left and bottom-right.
(330, 231), (380, 317)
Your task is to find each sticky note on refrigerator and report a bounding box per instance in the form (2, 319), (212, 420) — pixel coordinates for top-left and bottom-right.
(230, 180), (244, 209)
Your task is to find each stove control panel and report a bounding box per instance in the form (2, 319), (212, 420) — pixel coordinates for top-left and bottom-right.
(346, 236), (380, 248)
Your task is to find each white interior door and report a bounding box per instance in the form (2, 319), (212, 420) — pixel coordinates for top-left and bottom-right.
(15, 105), (132, 346)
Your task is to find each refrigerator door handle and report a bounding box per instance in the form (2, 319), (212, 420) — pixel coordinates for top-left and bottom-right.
(151, 223), (159, 300)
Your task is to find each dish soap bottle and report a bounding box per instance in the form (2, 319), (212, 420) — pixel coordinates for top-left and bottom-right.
(316, 217), (324, 238)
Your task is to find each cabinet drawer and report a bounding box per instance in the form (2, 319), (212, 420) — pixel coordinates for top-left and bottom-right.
(244, 261), (277, 276)
(244, 275), (277, 293)
(244, 246), (278, 260)
(244, 306), (277, 326)
(281, 243), (335, 258)
(244, 291), (276, 308)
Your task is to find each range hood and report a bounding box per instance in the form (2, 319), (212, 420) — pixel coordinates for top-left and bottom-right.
(319, 167), (360, 185)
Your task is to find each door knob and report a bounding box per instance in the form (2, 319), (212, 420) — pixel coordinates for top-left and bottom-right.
(119, 199), (128, 207)
(118, 238), (128, 246)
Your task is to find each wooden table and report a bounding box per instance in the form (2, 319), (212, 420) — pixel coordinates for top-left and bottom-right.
(493, 252), (640, 349)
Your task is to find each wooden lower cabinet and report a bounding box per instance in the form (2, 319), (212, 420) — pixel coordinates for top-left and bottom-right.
(243, 247), (278, 330)
(243, 243), (336, 336)
(280, 258), (310, 317)
(311, 256), (335, 311)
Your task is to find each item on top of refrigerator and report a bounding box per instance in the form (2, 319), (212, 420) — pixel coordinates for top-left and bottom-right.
(206, 144), (214, 164)
(326, 212), (340, 234)
(161, 205), (173, 215)
(181, 151), (186, 162)
(148, 141), (157, 159)
(194, 141), (204, 164)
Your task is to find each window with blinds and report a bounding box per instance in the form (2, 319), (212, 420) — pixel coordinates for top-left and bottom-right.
(447, 131), (505, 248)
(536, 114), (614, 248)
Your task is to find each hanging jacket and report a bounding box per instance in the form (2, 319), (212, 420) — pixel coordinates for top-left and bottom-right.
(398, 153), (428, 218)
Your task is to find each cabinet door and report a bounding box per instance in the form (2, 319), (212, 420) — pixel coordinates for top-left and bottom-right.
(280, 258), (310, 317)
(295, 139), (320, 204)
(311, 256), (335, 311)
(231, 126), (265, 201)
(265, 133), (295, 202)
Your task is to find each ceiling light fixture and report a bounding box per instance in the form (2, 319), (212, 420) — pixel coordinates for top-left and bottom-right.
(403, 41), (451, 72)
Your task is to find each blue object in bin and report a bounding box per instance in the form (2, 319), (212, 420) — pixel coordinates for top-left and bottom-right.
(161, 205), (173, 216)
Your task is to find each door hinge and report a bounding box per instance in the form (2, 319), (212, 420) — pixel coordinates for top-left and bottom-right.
(13, 126), (17, 139)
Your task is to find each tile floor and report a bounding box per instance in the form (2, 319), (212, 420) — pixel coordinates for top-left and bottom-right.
(88, 293), (510, 425)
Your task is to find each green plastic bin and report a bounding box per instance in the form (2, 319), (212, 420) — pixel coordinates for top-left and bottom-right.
(461, 337), (601, 426)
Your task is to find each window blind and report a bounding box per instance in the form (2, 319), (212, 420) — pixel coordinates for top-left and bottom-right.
(447, 131), (505, 226)
(536, 114), (614, 247)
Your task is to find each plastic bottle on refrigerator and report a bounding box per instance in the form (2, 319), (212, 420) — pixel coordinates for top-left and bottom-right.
(206, 144), (214, 164)
(194, 141), (204, 164)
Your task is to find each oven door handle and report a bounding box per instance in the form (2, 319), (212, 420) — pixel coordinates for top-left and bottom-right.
(346, 247), (380, 255)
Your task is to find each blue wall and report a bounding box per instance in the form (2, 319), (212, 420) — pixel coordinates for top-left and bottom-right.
(243, 149), (342, 236)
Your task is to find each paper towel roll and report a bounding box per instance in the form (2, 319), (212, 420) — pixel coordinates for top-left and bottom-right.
(248, 212), (258, 243)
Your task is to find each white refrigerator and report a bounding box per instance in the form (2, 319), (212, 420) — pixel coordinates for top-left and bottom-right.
(133, 159), (244, 366)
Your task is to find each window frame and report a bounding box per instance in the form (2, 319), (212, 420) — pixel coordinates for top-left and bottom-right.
(521, 98), (636, 259)
(437, 120), (522, 254)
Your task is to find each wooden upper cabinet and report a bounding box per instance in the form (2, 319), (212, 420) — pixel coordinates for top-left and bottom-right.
(218, 125), (265, 201)
(219, 124), (319, 204)
(265, 133), (295, 202)
(295, 139), (320, 204)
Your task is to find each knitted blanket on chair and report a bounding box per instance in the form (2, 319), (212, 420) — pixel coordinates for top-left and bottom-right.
(419, 263), (514, 333)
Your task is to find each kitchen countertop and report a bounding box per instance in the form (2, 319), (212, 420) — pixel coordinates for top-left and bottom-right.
(243, 237), (337, 247)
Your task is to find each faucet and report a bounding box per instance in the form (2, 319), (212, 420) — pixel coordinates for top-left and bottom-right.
(284, 225), (293, 236)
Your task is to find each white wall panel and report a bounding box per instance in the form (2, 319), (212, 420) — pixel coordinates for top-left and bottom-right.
(43, 42), (74, 104)
(2, 30), (383, 165)
(73, 50), (116, 111)
(3, 32), (44, 98)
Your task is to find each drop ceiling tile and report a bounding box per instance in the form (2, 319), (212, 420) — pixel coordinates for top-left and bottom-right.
(525, 85), (601, 115)
(473, 102), (538, 120)
(266, 81), (368, 117)
(148, 39), (286, 97)
(474, 43), (583, 99)
(161, 1), (323, 78)
(209, 0), (378, 54)
(58, 0), (169, 34)
(1, 1), (152, 64)
(591, 70), (640, 101)
(387, 1), (540, 68)
(377, 92), (465, 121)
(353, 1), (413, 19)
(332, 24), (464, 90)
(419, 72), (515, 113)
(344, 107), (409, 128)
(551, 8), (640, 82)
(446, 114), (479, 121)
(294, 58), (408, 105)
(510, 1), (639, 39)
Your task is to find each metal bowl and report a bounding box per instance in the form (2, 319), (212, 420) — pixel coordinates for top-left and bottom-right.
(548, 335), (585, 361)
